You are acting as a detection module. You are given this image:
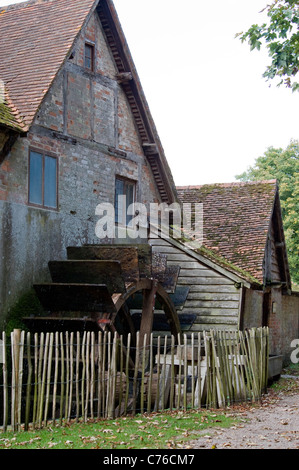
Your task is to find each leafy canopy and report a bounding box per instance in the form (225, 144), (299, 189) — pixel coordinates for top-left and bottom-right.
(237, 0), (299, 91)
(236, 140), (299, 286)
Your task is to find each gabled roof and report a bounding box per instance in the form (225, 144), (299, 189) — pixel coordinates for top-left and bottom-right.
(177, 180), (291, 288)
(0, 0), (177, 203)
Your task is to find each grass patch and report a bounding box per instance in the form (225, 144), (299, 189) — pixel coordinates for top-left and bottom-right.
(269, 363), (299, 395)
(283, 362), (299, 377)
(0, 409), (238, 450)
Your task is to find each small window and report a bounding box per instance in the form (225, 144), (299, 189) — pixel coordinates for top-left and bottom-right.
(84, 43), (94, 71)
(29, 150), (58, 209)
(115, 177), (136, 226)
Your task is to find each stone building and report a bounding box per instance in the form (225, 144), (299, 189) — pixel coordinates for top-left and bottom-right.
(0, 0), (298, 362)
(0, 0), (177, 326)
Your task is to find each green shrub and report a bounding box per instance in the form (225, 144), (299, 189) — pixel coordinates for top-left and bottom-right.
(5, 289), (43, 336)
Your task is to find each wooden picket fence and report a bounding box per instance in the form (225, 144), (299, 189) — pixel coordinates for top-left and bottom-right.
(0, 327), (269, 432)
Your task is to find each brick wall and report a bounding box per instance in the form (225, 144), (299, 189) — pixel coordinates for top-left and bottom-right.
(268, 288), (299, 363)
(241, 286), (299, 362)
(281, 293), (299, 363)
(267, 288), (283, 356)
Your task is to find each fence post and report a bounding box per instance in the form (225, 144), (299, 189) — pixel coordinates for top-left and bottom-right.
(2, 332), (8, 432)
(265, 327), (270, 391)
(53, 332), (59, 425)
(44, 333), (54, 426)
(11, 329), (21, 432)
(147, 333), (154, 413)
(169, 334), (175, 410)
(132, 331), (140, 416)
(140, 333), (147, 414)
(196, 332), (201, 409)
(183, 334), (188, 411)
(25, 332), (32, 431)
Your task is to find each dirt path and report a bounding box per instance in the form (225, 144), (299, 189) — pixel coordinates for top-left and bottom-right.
(188, 375), (299, 449)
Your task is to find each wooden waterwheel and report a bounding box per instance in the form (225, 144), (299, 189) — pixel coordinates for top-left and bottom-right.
(24, 244), (185, 345)
(23, 244), (198, 414)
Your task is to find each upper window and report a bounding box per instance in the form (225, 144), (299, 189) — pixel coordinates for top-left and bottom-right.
(84, 43), (95, 71)
(115, 177), (136, 226)
(28, 150), (58, 209)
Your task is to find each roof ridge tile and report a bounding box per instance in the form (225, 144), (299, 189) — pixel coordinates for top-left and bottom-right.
(176, 179), (277, 190)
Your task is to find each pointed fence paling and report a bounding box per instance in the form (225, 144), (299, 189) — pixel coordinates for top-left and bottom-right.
(0, 327), (269, 432)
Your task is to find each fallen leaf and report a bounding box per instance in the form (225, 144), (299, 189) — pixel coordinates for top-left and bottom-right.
(48, 442), (59, 448)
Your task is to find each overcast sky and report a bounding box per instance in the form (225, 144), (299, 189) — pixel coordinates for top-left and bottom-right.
(1, 0), (299, 185)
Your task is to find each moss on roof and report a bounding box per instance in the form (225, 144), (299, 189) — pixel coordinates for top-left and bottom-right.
(0, 99), (25, 133)
(177, 229), (261, 285)
(194, 244), (261, 286)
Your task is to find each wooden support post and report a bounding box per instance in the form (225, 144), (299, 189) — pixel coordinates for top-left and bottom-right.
(139, 280), (158, 370)
(139, 280), (158, 348)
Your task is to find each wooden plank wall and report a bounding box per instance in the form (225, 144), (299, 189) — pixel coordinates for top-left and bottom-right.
(264, 222), (283, 285)
(270, 223), (282, 283)
(149, 237), (242, 333)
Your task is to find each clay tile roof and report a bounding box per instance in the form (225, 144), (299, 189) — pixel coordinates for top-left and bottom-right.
(0, 0), (97, 132)
(0, 0), (177, 204)
(177, 180), (278, 284)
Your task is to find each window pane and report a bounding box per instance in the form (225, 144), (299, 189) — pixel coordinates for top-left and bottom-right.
(126, 182), (135, 226)
(115, 178), (136, 226)
(84, 44), (93, 70)
(44, 156), (57, 208)
(29, 151), (43, 205)
(115, 178), (124, 224)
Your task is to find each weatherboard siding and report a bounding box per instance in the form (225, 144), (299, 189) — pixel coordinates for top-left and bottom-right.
(270, 223), (282, 283)
(149, 237), (242, 332)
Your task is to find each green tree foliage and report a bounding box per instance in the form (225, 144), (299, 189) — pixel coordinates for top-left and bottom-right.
(236, 140), (299, 286)
(237, 0), (299, 91)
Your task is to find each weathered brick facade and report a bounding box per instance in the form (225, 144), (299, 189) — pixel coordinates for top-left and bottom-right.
(0, 3), (172, 326)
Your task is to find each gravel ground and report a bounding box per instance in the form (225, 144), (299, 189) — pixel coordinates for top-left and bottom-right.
(187, 374), (299, 449)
